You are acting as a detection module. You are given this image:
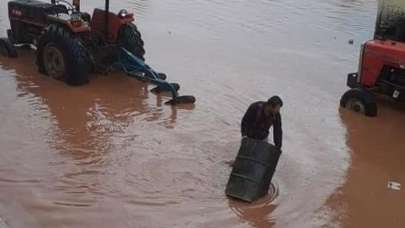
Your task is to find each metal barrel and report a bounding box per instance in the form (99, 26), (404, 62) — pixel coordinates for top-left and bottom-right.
(226, 137), (281, 202)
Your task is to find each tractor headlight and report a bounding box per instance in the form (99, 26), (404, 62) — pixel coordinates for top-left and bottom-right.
(119, 9), (128, 18)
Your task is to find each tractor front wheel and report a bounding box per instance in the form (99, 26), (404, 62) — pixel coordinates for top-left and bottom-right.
(118, 23), (145, 60)
(36, 24), (90, 86)
(340, 88), (378, 117)
(0, 38), (17, 58)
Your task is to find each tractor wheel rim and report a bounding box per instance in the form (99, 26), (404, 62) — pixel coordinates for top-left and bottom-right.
(347, 99), (365, 113)
(44, 45), (65, 80)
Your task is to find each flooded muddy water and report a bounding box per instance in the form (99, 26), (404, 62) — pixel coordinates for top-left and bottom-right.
(1, 0), (402, 228)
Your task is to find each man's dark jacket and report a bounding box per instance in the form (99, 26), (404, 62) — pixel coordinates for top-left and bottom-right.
(241, 101), (282, 149)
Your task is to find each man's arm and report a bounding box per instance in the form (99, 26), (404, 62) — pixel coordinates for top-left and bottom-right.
(273, 113), (282, 149)
(241, 104), (257, 137)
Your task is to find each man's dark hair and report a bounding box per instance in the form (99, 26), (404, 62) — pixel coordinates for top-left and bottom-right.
(267, 96), (283, 108)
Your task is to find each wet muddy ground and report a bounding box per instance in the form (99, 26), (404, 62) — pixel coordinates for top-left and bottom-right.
(0, 0), (404, 227)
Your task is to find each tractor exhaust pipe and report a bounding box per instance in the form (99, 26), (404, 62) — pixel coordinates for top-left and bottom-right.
(73, 0), (80, 11)
(105, 0), (110, 39)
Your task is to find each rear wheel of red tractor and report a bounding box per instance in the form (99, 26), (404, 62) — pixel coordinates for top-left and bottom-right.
(340, 88), (378, 117)
(36, 24), (90, 86)
(118, 23), (145, 60)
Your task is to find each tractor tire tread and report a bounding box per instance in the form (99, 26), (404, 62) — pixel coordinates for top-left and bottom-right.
(36, 24), (90, 86)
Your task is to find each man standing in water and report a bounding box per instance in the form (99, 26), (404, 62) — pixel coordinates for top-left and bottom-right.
(241, 96), (283, 149)
(225, 96), (283, 200)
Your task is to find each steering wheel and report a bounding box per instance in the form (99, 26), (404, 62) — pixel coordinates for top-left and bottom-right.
(54, 0), (77, 14)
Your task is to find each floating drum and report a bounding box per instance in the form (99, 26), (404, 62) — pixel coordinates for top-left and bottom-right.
(226, 137), (281, 202)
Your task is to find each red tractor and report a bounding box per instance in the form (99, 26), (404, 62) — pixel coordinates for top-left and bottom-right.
(1, 0), (145, 85)
(340, 0), (405, 116)
(0, 0), (195, 104)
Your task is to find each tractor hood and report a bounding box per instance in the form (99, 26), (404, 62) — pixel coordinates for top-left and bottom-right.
(375, 0), (405, 41)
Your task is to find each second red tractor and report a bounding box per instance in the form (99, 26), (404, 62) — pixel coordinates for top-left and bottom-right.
(340, 0), (405, 117)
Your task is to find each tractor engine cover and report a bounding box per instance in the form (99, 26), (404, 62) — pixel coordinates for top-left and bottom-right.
(8, 0), (68, 44)
(360, 40), (405, 87)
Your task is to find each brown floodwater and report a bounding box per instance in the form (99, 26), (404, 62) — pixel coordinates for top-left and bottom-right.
(1, 0), (402, 228)
(329, 102), (405, 228)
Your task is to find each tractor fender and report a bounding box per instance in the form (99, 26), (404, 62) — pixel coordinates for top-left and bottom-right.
(91, 8), (135, 43)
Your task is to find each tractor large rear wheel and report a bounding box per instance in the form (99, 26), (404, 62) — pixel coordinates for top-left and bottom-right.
(118, 23), (145, 60)
(36, 24), (90, 86)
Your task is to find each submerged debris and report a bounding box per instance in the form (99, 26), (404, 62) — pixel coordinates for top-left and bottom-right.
(387, 181), (401, 191)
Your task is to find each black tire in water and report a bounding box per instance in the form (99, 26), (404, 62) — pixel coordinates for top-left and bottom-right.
(118, 23), (145, 60)
(340, 88), (378, 117)
(0, 37), (17, 58)
(36, 24), (90, 86)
